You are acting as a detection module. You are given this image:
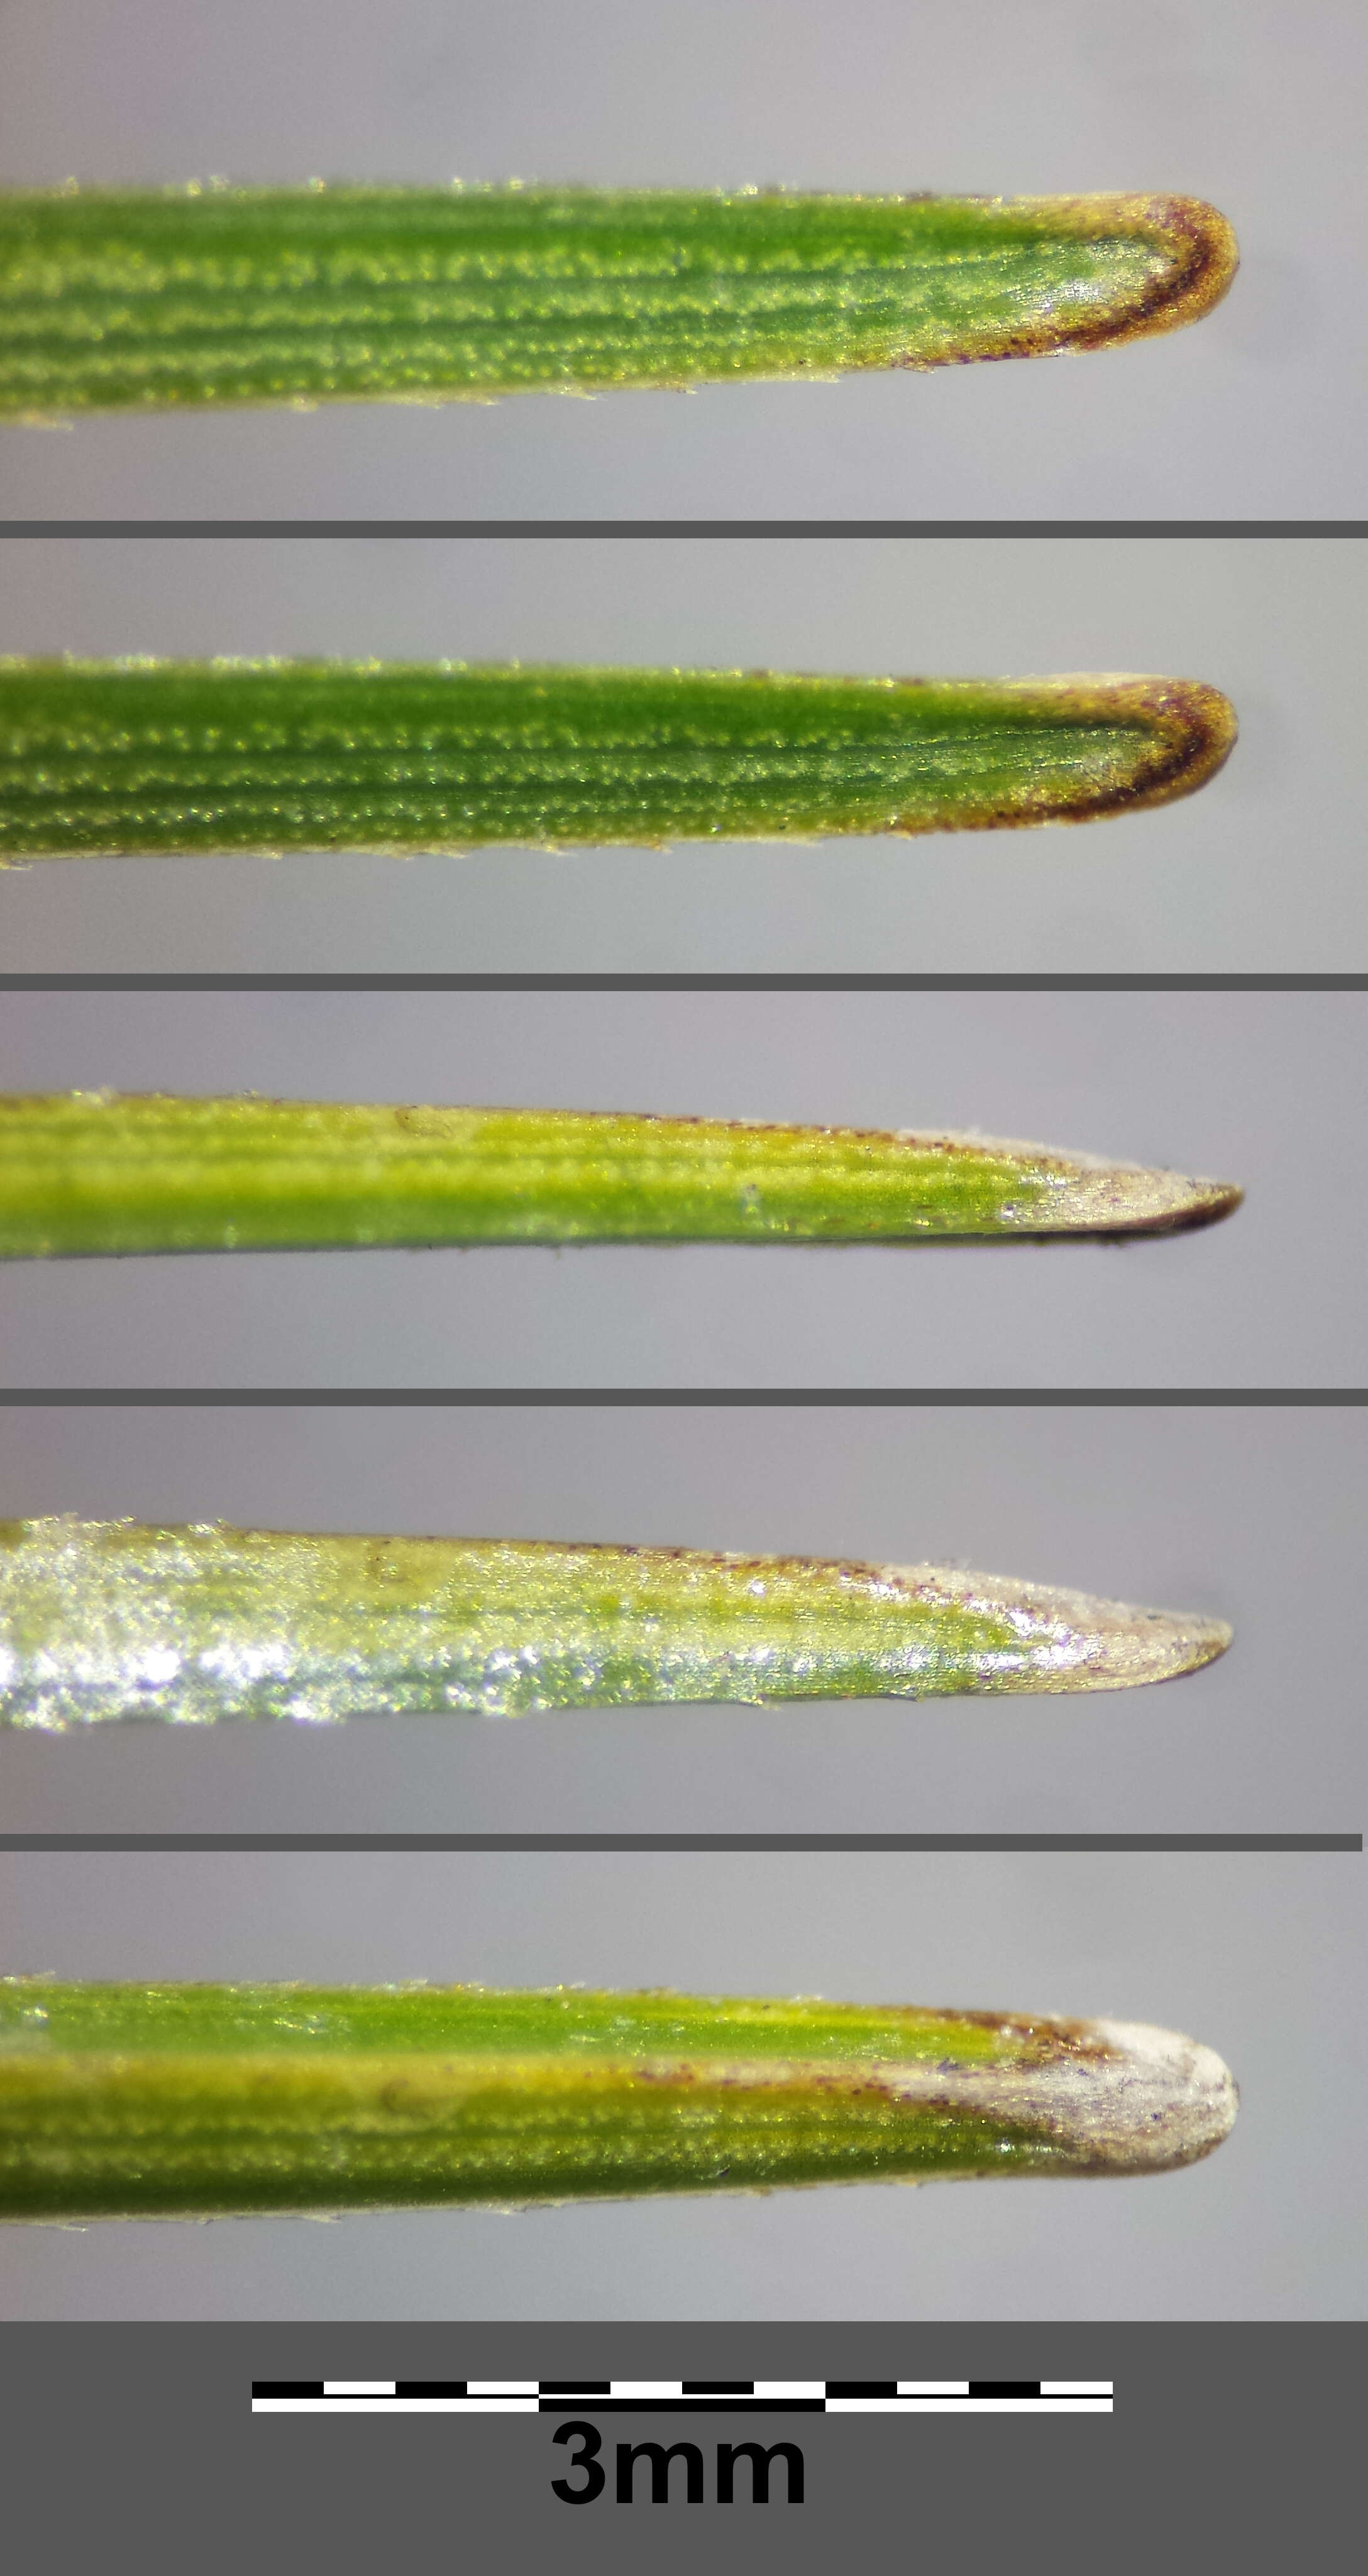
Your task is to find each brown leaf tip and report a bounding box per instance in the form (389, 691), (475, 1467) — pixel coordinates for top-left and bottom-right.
(1051, 193), (1240, 348)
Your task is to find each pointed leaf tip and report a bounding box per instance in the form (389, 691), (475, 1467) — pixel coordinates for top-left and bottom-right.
(0, 1523), (1232, 1726)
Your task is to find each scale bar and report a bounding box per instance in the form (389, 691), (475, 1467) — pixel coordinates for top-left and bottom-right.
(254, 2377), (1112, 2416)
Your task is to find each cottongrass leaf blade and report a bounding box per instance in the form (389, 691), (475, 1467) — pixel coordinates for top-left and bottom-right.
(0, 663), (1237, 860)
(0, 188), (1239, 416)
(0, 1096), (1244, 1257)
(0, 1980), (1239, 2219)
(0, 1519), (1233, 1728)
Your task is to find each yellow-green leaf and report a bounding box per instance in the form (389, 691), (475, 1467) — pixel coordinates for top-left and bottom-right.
(0, 1519), (1233, 1727)
(0, 1980), (1239, 2218)
(0, 1096), (1244, 1258)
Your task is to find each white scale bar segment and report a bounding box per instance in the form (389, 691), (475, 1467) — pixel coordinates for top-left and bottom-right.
(596, 2382), (688, 2399)
(417, 2399), (539, 2414)
(1042, 2382), (1113, 2396)
(749, 2382), (826, 2399)
(828, 2399), (1112, 2415)
(323, 2382), (395, 2396)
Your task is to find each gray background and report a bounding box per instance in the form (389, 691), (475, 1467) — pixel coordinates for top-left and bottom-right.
(0, 988), (1360, 1388)
(0, 1847), (1361, 2318)
(0, 536), (1360, 974)
(0, 0), (1359, 2372)
(0, 0), (1360, 520)
(0, 1405), (1359, 1835)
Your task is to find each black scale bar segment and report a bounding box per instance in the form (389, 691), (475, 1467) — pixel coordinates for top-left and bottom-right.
(825, 2381), (899, 2399)
(681, 2382), (756, 2395)
(253, 2382), (324, 2397)
(394, 2382), (467, 2397)
(968, 2382), (1043, 2399)
(538, 2382), (612, 2394)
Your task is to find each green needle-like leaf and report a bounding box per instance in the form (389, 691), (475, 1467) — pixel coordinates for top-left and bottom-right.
(0, 1981), (1238, 2218)
(0, 187), (1238, 416)
(0, 1519), (1232, 1728)
(0, 663), (1236, 861)
(0, 1096), (1244, 1258)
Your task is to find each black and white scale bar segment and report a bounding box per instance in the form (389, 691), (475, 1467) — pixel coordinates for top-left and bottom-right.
(252, 2379), (1113, 2416)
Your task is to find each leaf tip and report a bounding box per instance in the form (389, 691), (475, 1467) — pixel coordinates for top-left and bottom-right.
(1088, 2017), (1239, 2170)
(1057, 192), (1240, 346)
(1085, 1599), (1233, 1690)
(1038, 1152), (1244, 1238)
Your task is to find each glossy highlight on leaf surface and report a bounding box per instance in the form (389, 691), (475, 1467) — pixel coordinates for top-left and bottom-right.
(0, 663), (1236, 860)
(0, 1981), (1239, 2219)
(0, 187), (1238, 416)
(0, 1519), (1233, 1728)
(0, 1094), (1244, 1259)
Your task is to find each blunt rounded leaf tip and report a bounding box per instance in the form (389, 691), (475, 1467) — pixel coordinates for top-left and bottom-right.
(0, 1982), (1238, 2219)
(0, 665), (1237, 863)
(0, 1097), (1244, 1259)
(0, 1519), (1232, 1729)
(0, 188), (1239, 416)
